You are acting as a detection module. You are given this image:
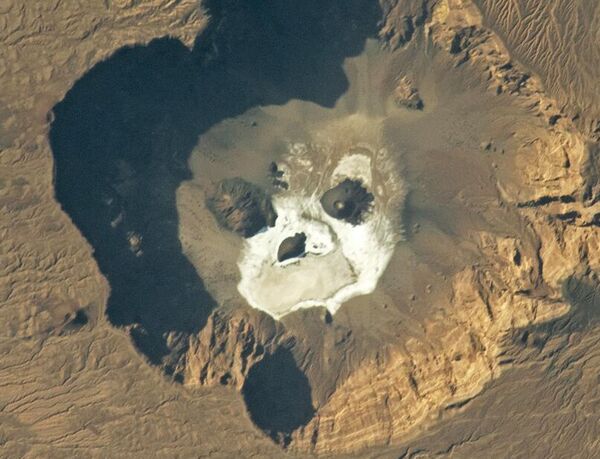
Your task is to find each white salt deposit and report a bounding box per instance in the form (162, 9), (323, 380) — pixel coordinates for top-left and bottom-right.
(331, 152), (373, 187)
(237, 146), (403, 320)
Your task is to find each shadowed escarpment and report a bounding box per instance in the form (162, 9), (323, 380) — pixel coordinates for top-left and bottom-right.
(49, 0), (381, 442)
(242, 347), (315, 446)
(501, 273), (600, 368)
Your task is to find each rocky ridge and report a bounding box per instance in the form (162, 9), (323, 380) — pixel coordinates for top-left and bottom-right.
(153, 1), (598, 454)
(281, 0), (599, 453)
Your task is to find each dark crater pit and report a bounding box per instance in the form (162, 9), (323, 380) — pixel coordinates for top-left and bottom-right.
(320, 178), (374, 224)
(277, 232), (307, 262)
(48, 0), (381, 446)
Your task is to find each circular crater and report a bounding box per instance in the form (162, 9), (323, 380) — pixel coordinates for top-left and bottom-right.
(320, 178), (374, 224)
(48, 0), (576, 454)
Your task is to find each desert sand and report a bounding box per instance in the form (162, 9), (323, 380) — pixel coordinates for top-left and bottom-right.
(1, 0), (600, 457)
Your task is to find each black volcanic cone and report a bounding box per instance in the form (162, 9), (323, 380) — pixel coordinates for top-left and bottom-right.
(320, 178), (373, 225)
(207, 178), (277, 238)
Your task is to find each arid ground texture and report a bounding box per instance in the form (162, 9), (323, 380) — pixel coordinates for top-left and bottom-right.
(1, 0), (600, 458)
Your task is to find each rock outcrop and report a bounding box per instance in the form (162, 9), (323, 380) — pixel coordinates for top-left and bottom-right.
(184, 310), (284, 389)
(207, 178), (277, 238)
(393, 76), (424, 110)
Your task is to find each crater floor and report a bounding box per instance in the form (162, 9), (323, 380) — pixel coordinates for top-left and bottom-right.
(201, 110), (405, 319)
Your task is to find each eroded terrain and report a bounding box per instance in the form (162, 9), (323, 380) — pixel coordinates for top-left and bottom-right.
(1, 0), (600, 457)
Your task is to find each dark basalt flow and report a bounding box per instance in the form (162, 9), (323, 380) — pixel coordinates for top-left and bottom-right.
(242, 347), (315, 446)
(321, 178), (374, 224)
(277, 232), (307, 262)
(49, 0), (381, 443)
(207, 177), (277, 238)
